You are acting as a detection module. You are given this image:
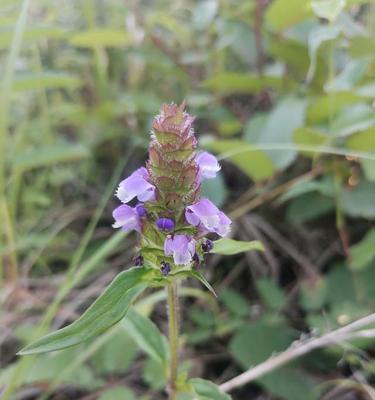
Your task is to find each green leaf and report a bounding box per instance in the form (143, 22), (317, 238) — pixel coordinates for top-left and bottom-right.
(91, 329), (137, 374)
(143, 358), (167, 390)
(307, 93), (363, 124)
(201, 173), (227, 208)
(346, 127), (375, 152)
(13, 72), (80, 91)
(311, 0), (346, 22)
(265, 0), (312, 31)
(18, 267), (152, 355)
(230, 317), (293, 367)
(307, 25), (341, 83)
(326, 59), (370, 92)
(212, 238), (264, 255)
(362, 159), (375, 181)
(70, 29), (132, 48)
(122, 308), (168, 364)
(205, 139), (275, 180)
(246, 96), (307, 169)
(350, 228), (375, 270)
(256, 278), (287, 310)
(202, 73), (292, 95)
(98, 387), (135, 400)
(293, 127), (327, 157)
(221, 288), (249, 317)
(190, 378), (231, 400)
(341, 180), (375, 219)
(12, 144), (90, 171)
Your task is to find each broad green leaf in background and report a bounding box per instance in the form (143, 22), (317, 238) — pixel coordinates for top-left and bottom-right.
(98, 387), (135, 400)
(299, 278), (328, 311)
(201, 173), (227, 208)
(350, 228), (375, 270)
(341, 180), (375, 219)
(293, 127), (327, 157)
(256, 278), (287, 310)
(331, 105), (375, 137)
(221, 288), (250, 317)
(202, 73), (292, 95)
(0, 348), (100, 388)
(311, 0), (346, 22)
(306, 93), (363, 124)
(122, 308), (168, 365)
(12, 143), (90, 172)
(190, 378), (231, 400)
(192, 0), (218, 29)
(346, 126), (375, 151)
(91, 330), (137, 374)
(246, 97), (307, 169)
(70, 29), (132, 47)
(362, 159), (375, 181)
(13, 72), (80, 91)
(230, 317), (317, 400)
(286, 192), (335, 223)
(307, 25), (341, 83)
(18, 267), (152, 354)
(212, 238), (264, 255)
(205, 139), (275, 180)
(325, 58), (370, 92)
(143, 358), (167, 390)
(216, 19), (257, 66)
(265, 0), (312, 31)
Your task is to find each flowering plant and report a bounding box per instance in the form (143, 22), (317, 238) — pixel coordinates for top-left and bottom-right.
(18, 103), (262, 400)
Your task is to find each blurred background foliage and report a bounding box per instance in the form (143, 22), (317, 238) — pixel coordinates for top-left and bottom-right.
(0, 0), (374, 399)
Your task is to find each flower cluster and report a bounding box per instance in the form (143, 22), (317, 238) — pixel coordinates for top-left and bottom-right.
(112, 103), (231, 274)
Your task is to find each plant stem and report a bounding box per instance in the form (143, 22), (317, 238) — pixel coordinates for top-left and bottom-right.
(167, 281), (180, 400)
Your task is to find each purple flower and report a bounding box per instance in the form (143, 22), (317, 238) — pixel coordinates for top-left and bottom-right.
(202, 239), (214, 252)
(112, 204), (141, 232)
(164, 235), (196, 265)
(185, 198), (231, 237)
(160, 261), (171, 276)
(116, 167), (156, 204)
(156, 218), (175, 232)
(135, 203), (147, 217)
(196, 151), (221, 181)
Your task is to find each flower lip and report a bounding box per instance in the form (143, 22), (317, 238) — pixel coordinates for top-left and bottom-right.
(164, 234), (196, 265)
(116, 167), (156, 204)
(196, 151), (221, 181)
(185, 198), (231, 237)
(156, 218), (175, 232)
(112, 204), (141, 232)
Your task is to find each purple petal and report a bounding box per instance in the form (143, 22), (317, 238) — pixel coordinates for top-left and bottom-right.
(163, 235), (196, 265)
(116, 167), (156, 203)
(196, 151), (221, 181)
(112, 204), (141, 232)
(185, 198), (231, 237)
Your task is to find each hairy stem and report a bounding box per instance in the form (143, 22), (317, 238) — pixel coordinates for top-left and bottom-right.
(167, 281), (180, 400)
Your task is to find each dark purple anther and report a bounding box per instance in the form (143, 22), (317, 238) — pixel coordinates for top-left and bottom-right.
(135, 203), (147, 217)
(160, 261), (171, 276)
(132, 255), (144, 266)
(202, 239), (213, 253)
(156, 218), (175, 232)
